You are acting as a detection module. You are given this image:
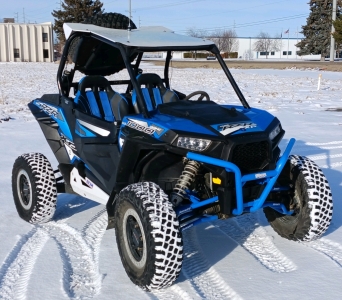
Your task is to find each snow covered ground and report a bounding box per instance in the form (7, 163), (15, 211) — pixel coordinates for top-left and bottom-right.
(0, 62), (342, 299)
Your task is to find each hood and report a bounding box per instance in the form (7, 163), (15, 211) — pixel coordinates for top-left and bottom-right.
(157, 101), (276, 137)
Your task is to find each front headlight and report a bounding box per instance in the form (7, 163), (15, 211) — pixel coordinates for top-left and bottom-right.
(177, 137), (212, 151)
(269, 124), (281, 140)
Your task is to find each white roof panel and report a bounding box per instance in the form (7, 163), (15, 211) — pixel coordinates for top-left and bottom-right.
(63, 23), (215, 48)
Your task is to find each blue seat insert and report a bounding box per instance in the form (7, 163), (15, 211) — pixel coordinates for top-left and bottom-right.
(74, 76), (129, 122)
(132, 73), (179, 113)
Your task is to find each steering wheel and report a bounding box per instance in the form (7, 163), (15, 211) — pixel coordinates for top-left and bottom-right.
(184, 91), (210, 101)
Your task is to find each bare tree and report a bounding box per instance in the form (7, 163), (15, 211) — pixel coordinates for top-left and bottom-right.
(186, 27), (208, 59)
(222, 29), (239, 57)
(272, 34), (282, 52)
(253, 32), (281, 59)
(208, 30), (226, 52)
(208, 29), (239, 57)
(186, 27), (207, 38)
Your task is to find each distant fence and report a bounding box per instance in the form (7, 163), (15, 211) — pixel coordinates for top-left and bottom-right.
(183, 52), (238, 59)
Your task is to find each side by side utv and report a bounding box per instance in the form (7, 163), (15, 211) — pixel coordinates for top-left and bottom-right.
(12, 14), (333, 290)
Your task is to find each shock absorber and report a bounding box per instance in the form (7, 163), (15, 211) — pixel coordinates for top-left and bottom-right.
(171, 159), (200, 206)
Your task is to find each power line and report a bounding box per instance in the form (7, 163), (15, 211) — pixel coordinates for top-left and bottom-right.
(176, 13), (308, 34)
(133, 0), (205, 12)
(26, 3), (60, 14)
(145, 0), (289, 24)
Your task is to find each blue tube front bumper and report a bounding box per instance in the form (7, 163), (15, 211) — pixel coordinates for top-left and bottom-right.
(185, 138), (296, 216)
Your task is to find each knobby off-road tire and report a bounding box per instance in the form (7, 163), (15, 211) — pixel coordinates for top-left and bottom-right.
(114, 182), (183, 290)
(12, 153), (57, 224)
(264, 155), (333, 241)
(83, 12), (137, 30)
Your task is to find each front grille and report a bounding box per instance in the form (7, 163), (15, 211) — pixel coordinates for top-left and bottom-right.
(231, 141), (269, 172)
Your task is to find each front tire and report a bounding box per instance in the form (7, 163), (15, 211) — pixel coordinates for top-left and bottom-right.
(114, 182), (183, 290)
(264, 155), (333, 241)
(12, 153), (57, 224)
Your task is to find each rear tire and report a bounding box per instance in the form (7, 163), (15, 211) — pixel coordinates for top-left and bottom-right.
(12, 153), (57, 224)
(83, 12), (137, 30)
(114, 182), (183, 290)
(264, 155), (333, 241)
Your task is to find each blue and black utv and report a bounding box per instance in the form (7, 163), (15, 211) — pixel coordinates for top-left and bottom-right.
(12, 13), (333, 291)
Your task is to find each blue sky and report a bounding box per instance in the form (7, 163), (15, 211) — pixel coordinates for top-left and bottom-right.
(0, 0), (309, 38)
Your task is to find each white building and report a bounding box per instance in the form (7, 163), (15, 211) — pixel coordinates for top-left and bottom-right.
(167, 36), (324, 60)
(237, 37), (304, 60)
(0, 22), (54, 62)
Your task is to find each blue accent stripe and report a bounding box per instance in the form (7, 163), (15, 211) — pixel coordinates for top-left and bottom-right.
(152, 88), (163, 106)
(132, 90), (137, 106)
(141, 88), (153, 111)
(74, 91), (80, 104)
(86, 91), (101, 118)
(75, 120), (96, 137)
(99, 91), (114, 122)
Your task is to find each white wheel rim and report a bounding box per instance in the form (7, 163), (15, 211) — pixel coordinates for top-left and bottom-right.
(123, 208), (147, 269)
(17, 169), (33, 210)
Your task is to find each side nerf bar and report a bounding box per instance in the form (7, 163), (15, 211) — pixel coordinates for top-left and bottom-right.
(186, 138), (296, 216)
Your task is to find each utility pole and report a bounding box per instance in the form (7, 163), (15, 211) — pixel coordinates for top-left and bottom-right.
(287, 31), (289, 59)
(23, 8), (25, 23)
(127, 0), (132, 42)
(128, 0), (132, 31)
(330, 0), (337, 62)
(295, 27), (299, 60)
(15, 12), (19, 23)
(280, 28), (283, 59)
(249, 36), (251, 60)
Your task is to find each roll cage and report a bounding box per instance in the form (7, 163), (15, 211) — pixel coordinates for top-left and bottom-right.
(57, 26), (250, 120)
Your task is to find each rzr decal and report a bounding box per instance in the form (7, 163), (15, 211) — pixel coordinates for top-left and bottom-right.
(61, 135), (79, 162)
(61, 135), (77, 153)
(35, 102), (61, 120)
(219, 122), (257, 136)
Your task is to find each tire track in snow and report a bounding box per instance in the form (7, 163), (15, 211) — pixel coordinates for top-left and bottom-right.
(306, 141), (342, 146)
(181, 227), (242, 300)
(149, 284), (195, 300)
(305, 238), (342, 267)
(320, 161), (342, 169)
(150, 286), (192, 300)
(169, 285), (194, 300)
(215, 213), (297, 273)
(0, 228), (49, 300)
(308, 153), (342, 161)
(0, 199), (106, 300)
(293, 145), (342, 152)
(41, 211), (107, 299)
(82, 209), (108, 265)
